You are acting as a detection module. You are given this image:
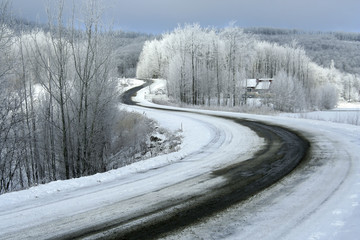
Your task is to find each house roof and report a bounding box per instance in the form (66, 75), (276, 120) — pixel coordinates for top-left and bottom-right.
(246, 78), (273, 90)
(246, 79), (257, 88)
(256, 81), (271, 90)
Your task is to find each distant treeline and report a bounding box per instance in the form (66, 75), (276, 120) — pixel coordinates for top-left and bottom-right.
(6, 17), (154, 78)
(245, 27), (360, 42)
(245, 27), (360, 74)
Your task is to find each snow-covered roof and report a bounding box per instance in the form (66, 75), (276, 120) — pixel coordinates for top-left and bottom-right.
(246, 79), (257, 88)
(246, 78), (273, 89)
(255, 81), (271, 90)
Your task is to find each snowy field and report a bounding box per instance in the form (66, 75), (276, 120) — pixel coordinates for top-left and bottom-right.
(0, 79), (359, 240)
(281, 104), (360, 126)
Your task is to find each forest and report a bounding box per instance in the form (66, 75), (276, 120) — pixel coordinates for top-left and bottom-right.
(0, 0), (172, 193)
(245, 27), (360, 74)
(137, 24), (360, 110)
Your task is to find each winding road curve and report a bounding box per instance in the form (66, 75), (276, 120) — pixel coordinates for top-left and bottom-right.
(3, 80), (357, 240)
(87, 81), (309, 239)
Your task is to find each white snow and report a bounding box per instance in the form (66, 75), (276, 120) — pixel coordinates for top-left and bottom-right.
(134, 79), (360, 240)
(337, 101), (360, 109)
(281, 109), (360, 126)
(0, 78), (359, 240)
(176, 114), (360, 240)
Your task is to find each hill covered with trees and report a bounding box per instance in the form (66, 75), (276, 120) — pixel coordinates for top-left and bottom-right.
(245, 27), (360, 75)
(137, 24), (358, 111)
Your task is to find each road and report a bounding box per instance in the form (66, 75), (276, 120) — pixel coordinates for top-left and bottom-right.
(0, 80), (358, 240)
(74, 82), (309, 239)
(122, 80), (360, 240)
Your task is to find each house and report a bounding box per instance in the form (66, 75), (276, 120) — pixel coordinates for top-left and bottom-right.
(245, 78), (273, 98)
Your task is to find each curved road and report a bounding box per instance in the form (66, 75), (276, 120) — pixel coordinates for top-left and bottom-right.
(1, 80), (358, 240)
(87, 81), (309, 239)
(0, 80), (308, 240)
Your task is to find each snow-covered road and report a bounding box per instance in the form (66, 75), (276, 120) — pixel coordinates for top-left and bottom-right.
(164, 112), (360, 240)
(0, 79), (359, 240)
(131, 79), (360, 239)
(0, 81), (265, 239)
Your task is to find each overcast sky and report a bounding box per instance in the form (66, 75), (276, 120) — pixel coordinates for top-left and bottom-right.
(9, 0), (360, 34)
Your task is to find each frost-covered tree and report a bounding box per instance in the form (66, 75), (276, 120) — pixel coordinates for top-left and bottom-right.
(68, 0), (118, 176)
(0, 0), (177, 193)
(136, 24), (346, 111)
(316, 84), (338, 110)
(220, 26), (249, 106)
(136, 39), (163, 79)
(0, 1), (20, 192)
(270, 71), (306, 112)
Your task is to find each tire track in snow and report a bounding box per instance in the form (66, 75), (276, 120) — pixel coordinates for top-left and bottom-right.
(0, 80), (310, 240)
(78, 81), (309, 239)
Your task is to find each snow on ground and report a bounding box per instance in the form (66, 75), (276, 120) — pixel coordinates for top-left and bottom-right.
(337, 101), (360, 109)
(281, 109), (360, 126)
(0, 79), (263, 239)
(164, 113), (360, 240)
(118, 77), (145, 92)
(133, 79), (360, 240)
(0, 78), (359, 240)
(280, 100), (360, 126)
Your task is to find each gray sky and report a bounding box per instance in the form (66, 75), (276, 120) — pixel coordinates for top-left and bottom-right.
(9, 0), (360, 33)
